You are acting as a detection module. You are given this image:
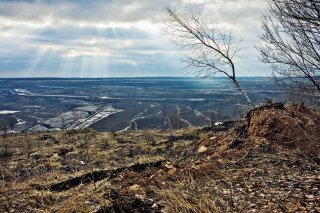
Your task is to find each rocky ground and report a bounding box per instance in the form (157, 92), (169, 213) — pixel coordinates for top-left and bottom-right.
(0, 103), (319, 212)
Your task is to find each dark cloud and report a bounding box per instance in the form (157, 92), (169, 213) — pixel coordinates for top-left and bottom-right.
(0, 0), (169, 23)
(0, 0), (270, 77)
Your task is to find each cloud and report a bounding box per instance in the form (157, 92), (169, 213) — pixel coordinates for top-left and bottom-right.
(0, 0), (270, 77)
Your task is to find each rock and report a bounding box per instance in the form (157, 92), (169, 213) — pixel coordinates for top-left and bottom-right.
(127, 184), (146, 199)
(198, 145), (208, 153)
(222, 190), (229, 195)
(191, 165), (200, 170)
(164, 162), (174, 169)
(210, 136), (217, 141)
(84, 201), (94, 206)
(152, 203), (158, 209)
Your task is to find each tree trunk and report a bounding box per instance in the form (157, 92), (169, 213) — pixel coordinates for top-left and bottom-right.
(233, 79), (255, 109)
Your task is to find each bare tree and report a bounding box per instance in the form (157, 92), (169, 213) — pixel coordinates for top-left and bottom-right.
(0, 120), (8, 137)
(8, 119), (15, 133)
(259, 0), (320, 99)
(207, 110), (217, 128)
(83, 131), (97, 190)
(165, 7), (255, 108)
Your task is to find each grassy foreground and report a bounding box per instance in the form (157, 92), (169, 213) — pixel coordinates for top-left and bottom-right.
(0, 103), (320, 212)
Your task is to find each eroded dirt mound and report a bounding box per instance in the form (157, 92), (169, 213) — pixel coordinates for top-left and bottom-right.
(247, 103), (320, 161)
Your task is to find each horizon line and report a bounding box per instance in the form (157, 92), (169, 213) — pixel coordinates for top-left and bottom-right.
(0, 76), (270, 79)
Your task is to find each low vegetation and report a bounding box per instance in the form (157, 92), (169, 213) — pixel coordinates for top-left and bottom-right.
(0, 103), (319, 212)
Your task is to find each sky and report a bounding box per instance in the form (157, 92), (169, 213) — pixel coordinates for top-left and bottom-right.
(0, 0), (271, 78)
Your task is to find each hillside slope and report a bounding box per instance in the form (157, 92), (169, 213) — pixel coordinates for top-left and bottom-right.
(0, 103), (319, 212)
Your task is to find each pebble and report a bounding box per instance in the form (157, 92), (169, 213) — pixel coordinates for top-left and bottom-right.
(197, 145), (208, 153)
(152, 203), (158, 209)
(84, 201), (94, 206)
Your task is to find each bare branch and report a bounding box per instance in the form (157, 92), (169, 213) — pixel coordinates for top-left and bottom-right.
(258, 0), (320, 100)
(165, 6), (255, 108)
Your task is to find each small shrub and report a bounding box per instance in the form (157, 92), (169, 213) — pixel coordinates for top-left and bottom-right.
(58, 146), (73, 156)
(0, 143), (13, 158)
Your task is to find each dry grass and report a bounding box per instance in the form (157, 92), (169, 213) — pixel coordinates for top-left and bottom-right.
(153, 173), (229, 213)
(1, 106), (320, 212)
(0, 127), (206, 212)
